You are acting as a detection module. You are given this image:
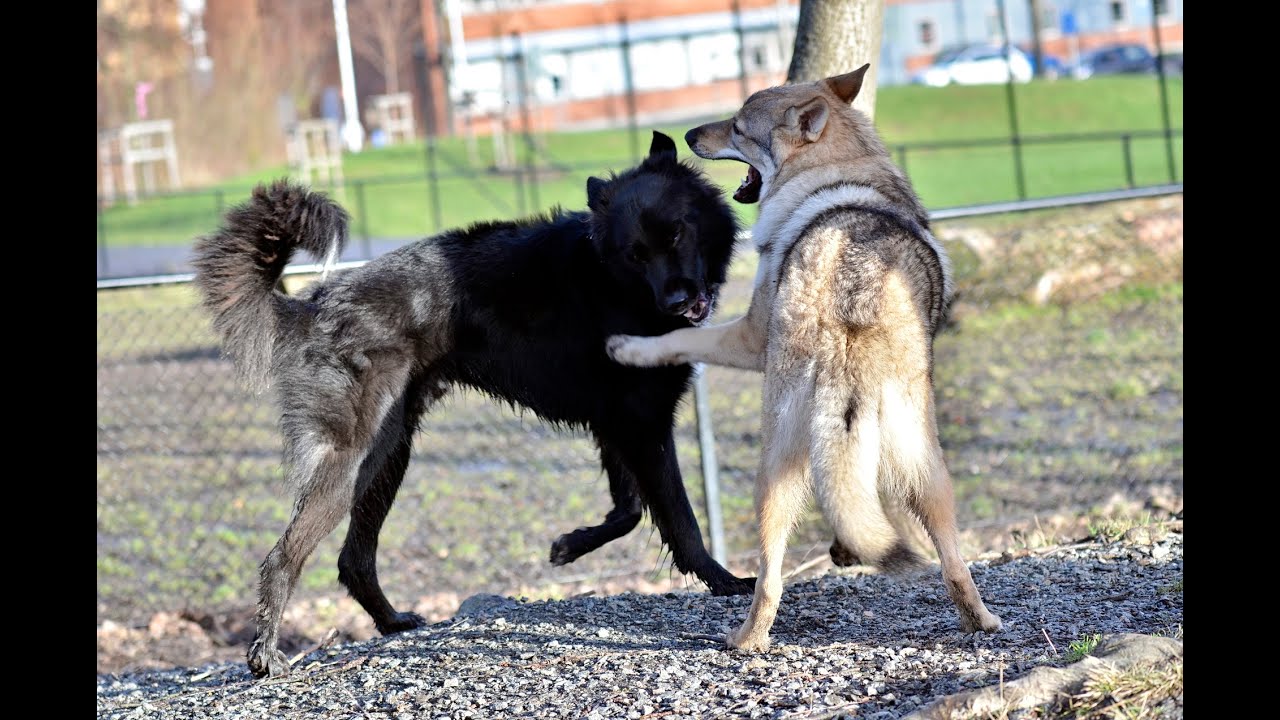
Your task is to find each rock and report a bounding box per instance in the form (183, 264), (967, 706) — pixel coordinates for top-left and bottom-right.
(455, 594), (521, 619)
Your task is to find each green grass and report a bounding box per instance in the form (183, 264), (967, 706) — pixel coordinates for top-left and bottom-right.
(1064, 633), (1103, 663)
(98, 76), (1182, 247)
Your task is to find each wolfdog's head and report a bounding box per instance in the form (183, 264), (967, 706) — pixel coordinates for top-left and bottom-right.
(587, 131), (739, 323)
(685, 64), (885, 205)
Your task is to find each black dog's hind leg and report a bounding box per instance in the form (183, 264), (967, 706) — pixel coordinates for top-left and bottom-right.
(336, 382), (439, 636)
(601, 429), (754, 596)
(550, 448), (643, 566)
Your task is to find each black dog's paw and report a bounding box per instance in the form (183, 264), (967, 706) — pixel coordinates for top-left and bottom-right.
(378, 612), (427, 635)
(247, 639), (291, 678)
(829, 539), (861, 568)
(709, 575), (756, 597)
(550, 532), (586, 566)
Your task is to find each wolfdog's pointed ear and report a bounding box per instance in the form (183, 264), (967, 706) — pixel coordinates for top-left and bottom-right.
(824, 63), (871, 105)
(587, 176), (611, 211)
(784, 97), (830, 143)
(648, 131), (678, 162)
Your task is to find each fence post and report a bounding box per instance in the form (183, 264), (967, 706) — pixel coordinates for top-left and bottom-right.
(1150, 4), (1177, 183)
(995, 0), (1027, 200)
(620, 16), (640, 163)
(355, 180), (372, 258)
(693, 364), (726, 566)
(214, 189), (225, 215)
(415, 40), (444, 234)
(514, 33), (540, 212)
(1121, 134), (1135, 188)
(896, 144), (908, 176)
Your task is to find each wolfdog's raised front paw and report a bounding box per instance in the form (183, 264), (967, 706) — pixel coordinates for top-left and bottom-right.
(247, 639), (291, 678)
(606, 334), (676, 367)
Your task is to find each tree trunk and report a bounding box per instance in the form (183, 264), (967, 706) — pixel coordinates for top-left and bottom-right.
(786, 0), (885, 118)
(385, 45), (399, 94)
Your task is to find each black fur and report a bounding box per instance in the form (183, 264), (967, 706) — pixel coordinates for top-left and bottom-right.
(192, 132), (750, 678)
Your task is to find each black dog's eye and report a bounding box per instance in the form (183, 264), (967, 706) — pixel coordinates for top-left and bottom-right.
(672, 228), (682, 246)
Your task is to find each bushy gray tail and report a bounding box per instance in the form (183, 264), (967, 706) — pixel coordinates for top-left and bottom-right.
(192, 180), (348, 392)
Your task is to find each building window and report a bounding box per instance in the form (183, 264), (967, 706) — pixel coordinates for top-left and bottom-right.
(1154, 0), (1169, 16)
(919, 20), (936, 48)
(1110, 1), (1126, 23)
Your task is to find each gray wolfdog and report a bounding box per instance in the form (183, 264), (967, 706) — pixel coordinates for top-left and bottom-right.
(608, 66), (1002, 650)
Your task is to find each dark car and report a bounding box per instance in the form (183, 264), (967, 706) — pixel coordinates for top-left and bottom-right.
(1072, 43), (1156, 78)
(1157, 52), (1183, 76)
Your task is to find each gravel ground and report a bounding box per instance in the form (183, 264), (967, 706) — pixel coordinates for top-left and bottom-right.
(97, 528), (1182, 719)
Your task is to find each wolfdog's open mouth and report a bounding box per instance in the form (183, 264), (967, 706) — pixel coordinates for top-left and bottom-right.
(733, 164), (762, 204)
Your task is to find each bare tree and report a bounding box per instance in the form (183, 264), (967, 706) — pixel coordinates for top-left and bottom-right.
(786, 0), (885, 118)
(260, 0), (335, 116)
(348, 0), (422, 95)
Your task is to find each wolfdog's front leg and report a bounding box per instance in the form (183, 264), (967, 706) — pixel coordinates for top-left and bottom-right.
(607, 315), (765, 371)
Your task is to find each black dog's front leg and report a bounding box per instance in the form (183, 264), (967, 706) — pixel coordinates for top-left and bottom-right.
(593, 429), (753, 596)
(550, 448), (643, 566)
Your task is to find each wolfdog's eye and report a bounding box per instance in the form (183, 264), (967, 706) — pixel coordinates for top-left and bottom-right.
(672, 228), (682, 246)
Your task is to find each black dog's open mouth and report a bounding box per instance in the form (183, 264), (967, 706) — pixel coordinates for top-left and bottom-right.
(733, 164), (762, 204)
(682, 293), (713, 324)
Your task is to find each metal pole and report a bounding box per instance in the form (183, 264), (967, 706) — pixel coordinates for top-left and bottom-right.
(620, 17), (640, 163)
(1150, 1), (1176, 182)
(356, 180), (372, 257)
(896, 145), (908, 176)
(693, 365), (726, 566)
(731, 0), (750, 102)
(214, 189), (225, 215)
(331, 0), (363, 152)
(1122, 134), (1135, 188)
(514, 34), (539, 212)
(995, 0), (1027, 200)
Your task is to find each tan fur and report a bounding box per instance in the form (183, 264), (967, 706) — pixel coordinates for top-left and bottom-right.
(608, 65), (1001, 651)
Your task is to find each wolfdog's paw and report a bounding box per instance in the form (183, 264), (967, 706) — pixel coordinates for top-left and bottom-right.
(726, 625), (771, 652)
(606, 334), (672, 367)
(378, 611), (427, 635)
(959, 609), (1003, 635)
(247, 639), (291, 678)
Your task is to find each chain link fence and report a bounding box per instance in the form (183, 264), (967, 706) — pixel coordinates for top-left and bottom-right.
(98, 192), (1183, 639)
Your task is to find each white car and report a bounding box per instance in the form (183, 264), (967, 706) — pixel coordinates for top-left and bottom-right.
(913, 44), (1034, 87)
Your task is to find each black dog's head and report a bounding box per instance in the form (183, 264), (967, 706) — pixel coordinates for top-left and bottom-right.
(587, 131), (739, 324)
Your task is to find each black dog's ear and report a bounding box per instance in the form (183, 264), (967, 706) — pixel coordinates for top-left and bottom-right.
(648, 131), (678, 163)
(587, 176), (610, 211)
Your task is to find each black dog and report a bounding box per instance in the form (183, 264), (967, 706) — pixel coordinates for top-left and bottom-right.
(192, 132), (751, 678)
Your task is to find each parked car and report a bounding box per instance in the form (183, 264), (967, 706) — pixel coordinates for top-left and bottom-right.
(1072, 44), (1156, 79)
(912, 44), (1033, 87)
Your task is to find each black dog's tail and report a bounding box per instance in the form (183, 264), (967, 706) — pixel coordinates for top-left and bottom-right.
(192, 180), (348, 392)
